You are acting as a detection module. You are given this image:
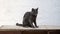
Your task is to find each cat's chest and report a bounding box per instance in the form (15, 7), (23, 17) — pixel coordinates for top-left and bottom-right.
(29, 13), (36, 20)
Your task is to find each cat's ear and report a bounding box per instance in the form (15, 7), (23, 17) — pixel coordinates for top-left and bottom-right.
(36, 8), (38, 11)
(32, 8), (34, 11)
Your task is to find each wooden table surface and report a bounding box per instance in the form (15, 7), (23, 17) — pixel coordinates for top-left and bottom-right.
(0, 25), (60, 31)
(0, 25), (60, 34)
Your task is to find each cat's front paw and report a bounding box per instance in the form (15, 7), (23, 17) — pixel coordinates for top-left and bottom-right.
(36, 26), (39, 28)
(31, 26), (35, 28)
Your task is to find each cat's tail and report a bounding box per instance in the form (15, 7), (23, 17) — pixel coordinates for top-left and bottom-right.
(16, 23), (23, 26)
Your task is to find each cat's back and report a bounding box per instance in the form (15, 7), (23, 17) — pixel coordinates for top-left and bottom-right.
(23, 12), (31, 17)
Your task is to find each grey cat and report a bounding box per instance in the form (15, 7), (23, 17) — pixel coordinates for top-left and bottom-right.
(16, 8), (38, 28)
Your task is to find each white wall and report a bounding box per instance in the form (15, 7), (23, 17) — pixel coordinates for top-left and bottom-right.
(0, 0), (60, 26)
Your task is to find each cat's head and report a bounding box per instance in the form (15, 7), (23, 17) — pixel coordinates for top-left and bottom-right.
(31, 8), (38, 16)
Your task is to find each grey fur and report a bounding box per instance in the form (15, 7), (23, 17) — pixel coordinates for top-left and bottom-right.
(16, 8), (38, 28)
